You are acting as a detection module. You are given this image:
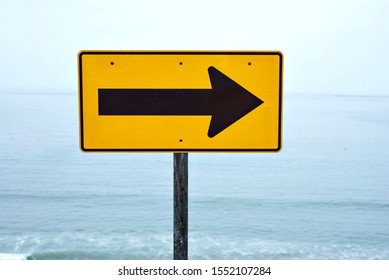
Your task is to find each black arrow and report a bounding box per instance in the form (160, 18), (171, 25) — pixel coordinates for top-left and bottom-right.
(98, 66), (263, 138)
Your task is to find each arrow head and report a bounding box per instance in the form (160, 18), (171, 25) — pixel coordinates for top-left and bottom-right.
(207, 66), (264, 138)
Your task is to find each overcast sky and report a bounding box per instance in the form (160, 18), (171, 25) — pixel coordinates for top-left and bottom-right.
(1, 0), (388, 94)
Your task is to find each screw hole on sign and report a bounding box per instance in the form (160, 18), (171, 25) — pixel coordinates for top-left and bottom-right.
(110, 61), (114, 65)
(179, 62), (183, 65)
(179, 139), (183, 142)
(248, 62), (252, 66)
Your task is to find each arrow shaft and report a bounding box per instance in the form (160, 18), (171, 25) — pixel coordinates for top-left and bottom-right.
(98, 89), (214, 115)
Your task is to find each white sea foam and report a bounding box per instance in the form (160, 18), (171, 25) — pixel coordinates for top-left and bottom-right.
(0, 253), (28, 260)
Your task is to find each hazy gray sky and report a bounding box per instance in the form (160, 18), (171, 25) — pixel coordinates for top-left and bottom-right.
(1, 0), (388, 94)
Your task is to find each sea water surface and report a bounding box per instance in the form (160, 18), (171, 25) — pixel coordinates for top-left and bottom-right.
(0, 91), (388, 260)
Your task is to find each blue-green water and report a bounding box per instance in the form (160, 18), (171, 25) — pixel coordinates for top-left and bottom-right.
(0, 91), (388, 259)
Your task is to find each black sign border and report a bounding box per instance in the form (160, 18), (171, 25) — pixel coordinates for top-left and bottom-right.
(78, 51), (283, 152)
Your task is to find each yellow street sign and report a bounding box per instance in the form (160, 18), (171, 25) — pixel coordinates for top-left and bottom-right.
(78, 51), (283, 152)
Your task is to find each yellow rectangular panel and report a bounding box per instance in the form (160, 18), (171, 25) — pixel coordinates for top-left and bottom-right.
(78, 51), (283, 152)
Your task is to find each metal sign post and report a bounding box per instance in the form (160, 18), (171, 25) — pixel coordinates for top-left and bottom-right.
(173, 153), (188, 260)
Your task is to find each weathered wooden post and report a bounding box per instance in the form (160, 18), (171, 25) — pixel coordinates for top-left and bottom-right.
(173, 153), (188, 260)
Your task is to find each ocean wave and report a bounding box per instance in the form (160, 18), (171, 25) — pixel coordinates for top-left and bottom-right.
(189, 236), (389, 260)
(1, 233), (389, 260)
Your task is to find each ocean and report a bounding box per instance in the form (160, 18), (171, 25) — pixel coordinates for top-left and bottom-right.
(0, 91), (388, 260)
